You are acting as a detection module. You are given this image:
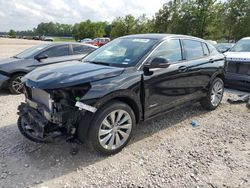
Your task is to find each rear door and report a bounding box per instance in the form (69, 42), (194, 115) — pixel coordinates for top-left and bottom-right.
(179, 39), (212, 99)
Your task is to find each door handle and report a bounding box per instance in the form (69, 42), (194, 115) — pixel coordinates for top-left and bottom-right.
(178, 66), (188, 72)
(209, 59), (214, 63)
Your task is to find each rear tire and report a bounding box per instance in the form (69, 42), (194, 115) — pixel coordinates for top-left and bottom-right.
(8, 73), (25, 94)
(200, 77), (224, 110)
(87, 101), (135, 155)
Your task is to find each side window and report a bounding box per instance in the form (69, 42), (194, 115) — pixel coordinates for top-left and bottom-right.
(149, 39), (182, 63)
(40, 45), (69, 58)
(73, 45), (95, 54)
(183, 40), (204, 60)
(202, 43), (209, 56)
(207, 43), (217, 54)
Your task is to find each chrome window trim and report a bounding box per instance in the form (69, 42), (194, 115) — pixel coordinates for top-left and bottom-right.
(137, 40), (168, 70)
(137, 38), (183, 70)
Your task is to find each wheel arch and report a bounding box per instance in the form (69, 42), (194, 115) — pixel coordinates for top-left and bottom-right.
(216, 73), (225, 82)
(10, 71), (28, 76)
(77, 91), (142, 142)
(108, 96), (141, 124)
(210, 71), (225, 85)
(93, 91), (142, 124)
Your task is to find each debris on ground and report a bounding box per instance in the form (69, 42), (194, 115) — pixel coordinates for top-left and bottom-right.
(227, 94), (250, 109)
(191, 120), (200, 127)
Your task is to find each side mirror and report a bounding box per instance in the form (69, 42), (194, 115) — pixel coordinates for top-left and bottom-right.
(144, 57), (170, 69)
(35, 54), (48, 61)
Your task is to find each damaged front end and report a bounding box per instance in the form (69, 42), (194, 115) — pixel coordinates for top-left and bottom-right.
(17, 84), (91, 142)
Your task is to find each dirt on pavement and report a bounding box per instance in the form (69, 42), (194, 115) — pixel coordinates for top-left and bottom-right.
(0, 38), (46, 58)
(0, 38), (249, 188)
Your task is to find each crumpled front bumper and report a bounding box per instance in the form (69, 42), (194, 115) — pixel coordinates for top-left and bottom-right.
(17, 99), (65, 139)
(18, 102), (49, 138)
(17, 98), (81, 141)
(19, 98), (74, 124)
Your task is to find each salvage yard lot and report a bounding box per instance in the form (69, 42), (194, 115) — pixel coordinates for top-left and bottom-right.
(0, 38), (249, 188)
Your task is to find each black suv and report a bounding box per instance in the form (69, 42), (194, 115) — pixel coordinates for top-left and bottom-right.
(18, 34), (225, 154)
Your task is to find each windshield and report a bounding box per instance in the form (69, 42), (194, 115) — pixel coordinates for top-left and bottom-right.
(230, 39), (250, 52)
(83, 38), (158, 67)
(14, 44), (49, 59)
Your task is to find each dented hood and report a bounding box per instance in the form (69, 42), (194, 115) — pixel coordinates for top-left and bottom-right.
(22, 61), (124, 89)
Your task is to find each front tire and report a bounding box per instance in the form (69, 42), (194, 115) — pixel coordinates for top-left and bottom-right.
(88, 101), (135, 155)
(8, 73), (25, 94)
(200, 77), (224, 110)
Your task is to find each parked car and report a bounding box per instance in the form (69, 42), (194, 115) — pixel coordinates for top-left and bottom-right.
(18, 34), (225, 154)
(32, 36), (40, 40)
(224, 37), (250, 91)
(87, 37), (110, 46)
(215, 43), (234, 53)
(43, 37), (54, 42)
(80, 38), (92, 43)
(206, 40), (217, 46)
(0, 42), (97, 94)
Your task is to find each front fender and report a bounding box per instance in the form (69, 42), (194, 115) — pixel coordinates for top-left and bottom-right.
(80, 71), (142, 107)
(90, 89), (141, 111)
(76, 72), (143, 141)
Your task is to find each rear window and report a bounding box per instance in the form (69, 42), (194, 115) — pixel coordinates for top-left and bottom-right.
(73, 44), (95, 55)
(183, 40), (204, 60)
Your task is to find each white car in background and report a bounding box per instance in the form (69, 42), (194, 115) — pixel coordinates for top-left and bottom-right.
(224, 37), (250, 91)
(206, 40), (217, 46)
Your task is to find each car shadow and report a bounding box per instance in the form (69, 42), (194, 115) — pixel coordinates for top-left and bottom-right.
(0, 89), (11, 96)
(0, 102), (208, 187)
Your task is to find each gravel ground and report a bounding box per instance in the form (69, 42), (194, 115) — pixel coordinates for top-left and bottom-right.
(0, 38), (249, 188)
(0, 38), (46, 58)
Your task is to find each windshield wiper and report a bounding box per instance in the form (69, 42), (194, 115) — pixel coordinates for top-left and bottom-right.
(85, 61), (110, 66)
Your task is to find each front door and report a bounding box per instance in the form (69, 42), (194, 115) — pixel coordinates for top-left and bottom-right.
(33, 44), (72, 67)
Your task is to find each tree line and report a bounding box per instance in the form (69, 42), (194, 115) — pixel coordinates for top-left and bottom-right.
(8, 0), (250, 41)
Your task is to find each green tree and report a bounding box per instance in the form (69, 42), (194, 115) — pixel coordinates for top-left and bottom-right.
(135, 14), (154, 33)
(110, 14), (153, 38)
(154, 0), (217, 38)
(191, 0), (216, 38)
(104, 24), (112, 37)
(8, 29), (16, 38)
(72, 20), (106, 40)
(223, 0), (250, 41)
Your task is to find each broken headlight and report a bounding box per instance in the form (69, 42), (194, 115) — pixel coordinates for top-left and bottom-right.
(46, 84), (91, 110)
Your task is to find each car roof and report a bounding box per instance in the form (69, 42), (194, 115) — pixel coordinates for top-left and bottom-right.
(241, 37), (250, 40)
(46, 42), (98, 48)
(121, 33), (206, 42)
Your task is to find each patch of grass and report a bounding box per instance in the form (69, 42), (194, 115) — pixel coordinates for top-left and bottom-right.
(53, 37), (76, 42)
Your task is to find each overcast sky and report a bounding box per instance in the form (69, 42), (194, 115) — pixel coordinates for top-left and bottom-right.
(0, 0), (167, 31)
